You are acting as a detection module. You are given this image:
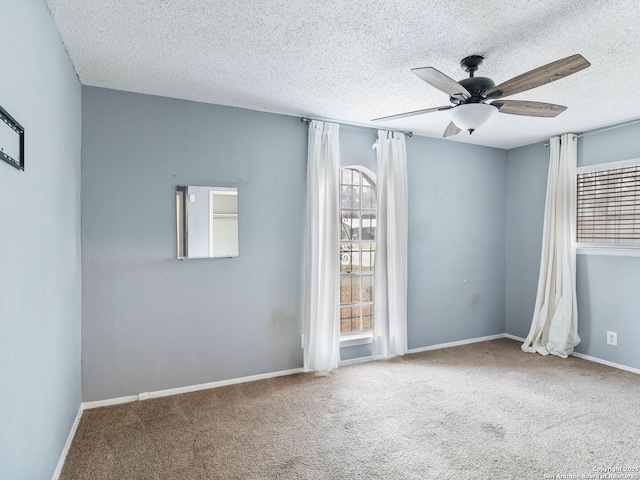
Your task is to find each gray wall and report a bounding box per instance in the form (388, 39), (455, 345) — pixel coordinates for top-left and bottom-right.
(81, 87), (307, 401)
(0, 1), (82, 479)
(505, 143), (550, 338)
(82, 89), (508, 399)
(505, 123), (640, 369)
(406, 136), (507, 348)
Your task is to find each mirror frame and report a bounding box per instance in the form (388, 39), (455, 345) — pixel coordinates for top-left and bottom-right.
(176, 185), (239, 259)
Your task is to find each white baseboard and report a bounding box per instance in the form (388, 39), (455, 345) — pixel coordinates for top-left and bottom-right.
(51, 403), (83, 480)
(146, 368), (305, 401)
(82, 394), (138, 410)
(504, 333), (639, 375)
(570, 352), (640, 375)
(83, 367), (305, 410)
(407, 333), (505, 354)
(504, 333), (525, 342)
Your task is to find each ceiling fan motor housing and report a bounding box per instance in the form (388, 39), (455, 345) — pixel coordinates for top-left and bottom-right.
(450, 76), (496, 104)
(452, 56), (498, 134)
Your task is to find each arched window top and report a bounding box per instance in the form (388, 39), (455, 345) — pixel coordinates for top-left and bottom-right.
(342, 165), (376, 184)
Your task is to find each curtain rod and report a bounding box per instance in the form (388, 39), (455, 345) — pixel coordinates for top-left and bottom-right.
(300, 116), (413, 138)
(543, 117), (640, 147)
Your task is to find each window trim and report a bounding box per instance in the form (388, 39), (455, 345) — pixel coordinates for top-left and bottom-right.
(576, 157), (640, 257)
(576, 157), (640, 174)
(576, 244), (640, 257)
(340, 331), (373, 348)
(339, 165), (377, 346)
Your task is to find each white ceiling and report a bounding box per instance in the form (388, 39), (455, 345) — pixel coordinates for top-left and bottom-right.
(47, 0), (640, 149)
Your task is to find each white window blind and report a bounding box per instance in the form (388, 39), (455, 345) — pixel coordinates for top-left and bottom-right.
(577, 164), (640, 243)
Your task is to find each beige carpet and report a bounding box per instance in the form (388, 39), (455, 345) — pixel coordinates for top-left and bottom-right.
(61, 338), (640, 479)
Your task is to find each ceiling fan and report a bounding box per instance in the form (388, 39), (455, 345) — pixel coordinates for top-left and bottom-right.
(372, 54), (591, 137)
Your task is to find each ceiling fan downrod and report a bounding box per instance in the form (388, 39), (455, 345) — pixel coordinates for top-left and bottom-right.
(460, 55), (484, 78)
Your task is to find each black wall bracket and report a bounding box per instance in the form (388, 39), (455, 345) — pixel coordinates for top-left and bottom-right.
(0, 104), (24, 171)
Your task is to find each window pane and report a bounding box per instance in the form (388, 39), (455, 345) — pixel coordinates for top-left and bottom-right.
(340, 275), (360, 303)
(361, 275), (373, 302)
(362, 186), (373, 209)
(361, 213), (376, 240)
(340, 305), (361, 334)
(340, 168), (352, 186)
(340, 244), (359, 273)
(340, 243), (376, 273)
(340, 217), (351, 241)
(360, 243), (375, 272)
(362, 304), (373, 330)
(351, 169), (361, 186)
(362, 173), (377, 208)
(351, 185), (361, 210)
(340, 185), (355, 209)
(341, 211), (360, 240)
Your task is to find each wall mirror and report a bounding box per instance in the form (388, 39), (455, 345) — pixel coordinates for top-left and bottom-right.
(176, 186), (239, 259)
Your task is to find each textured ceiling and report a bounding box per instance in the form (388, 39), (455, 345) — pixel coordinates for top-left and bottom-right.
(47, 0), (640, 149)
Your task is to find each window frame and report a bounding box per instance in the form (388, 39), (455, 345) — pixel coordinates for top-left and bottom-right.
(576, 157), (640, 257)
(339, 165), (377, 348)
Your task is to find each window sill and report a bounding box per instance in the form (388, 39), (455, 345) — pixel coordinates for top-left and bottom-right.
(577, 244), (640, 257)
(340, 332), (373, 348)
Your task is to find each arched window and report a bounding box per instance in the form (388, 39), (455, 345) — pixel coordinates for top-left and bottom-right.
(339, 167), (376, 338)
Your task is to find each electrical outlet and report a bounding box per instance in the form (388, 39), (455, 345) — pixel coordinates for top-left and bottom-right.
(300, 334), (305, 349)
(138, 392), (149, 401)
(606, 331), (617, 346)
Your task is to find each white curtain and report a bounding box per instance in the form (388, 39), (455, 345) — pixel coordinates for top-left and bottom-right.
(373, 130), (408, 358)
(303, 120), (341, 371)
(522, 133), (580, 358)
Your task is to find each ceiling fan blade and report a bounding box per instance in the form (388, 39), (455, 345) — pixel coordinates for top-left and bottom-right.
(372, 105), (452, 122)
(443, 122), (461, 137)
(492, 100), (567, 117)
(411, 67), (472, 99)
(485, 54), (591, 99)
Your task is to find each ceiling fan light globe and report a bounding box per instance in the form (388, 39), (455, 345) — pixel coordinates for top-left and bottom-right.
(450, 103), (498, 132)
